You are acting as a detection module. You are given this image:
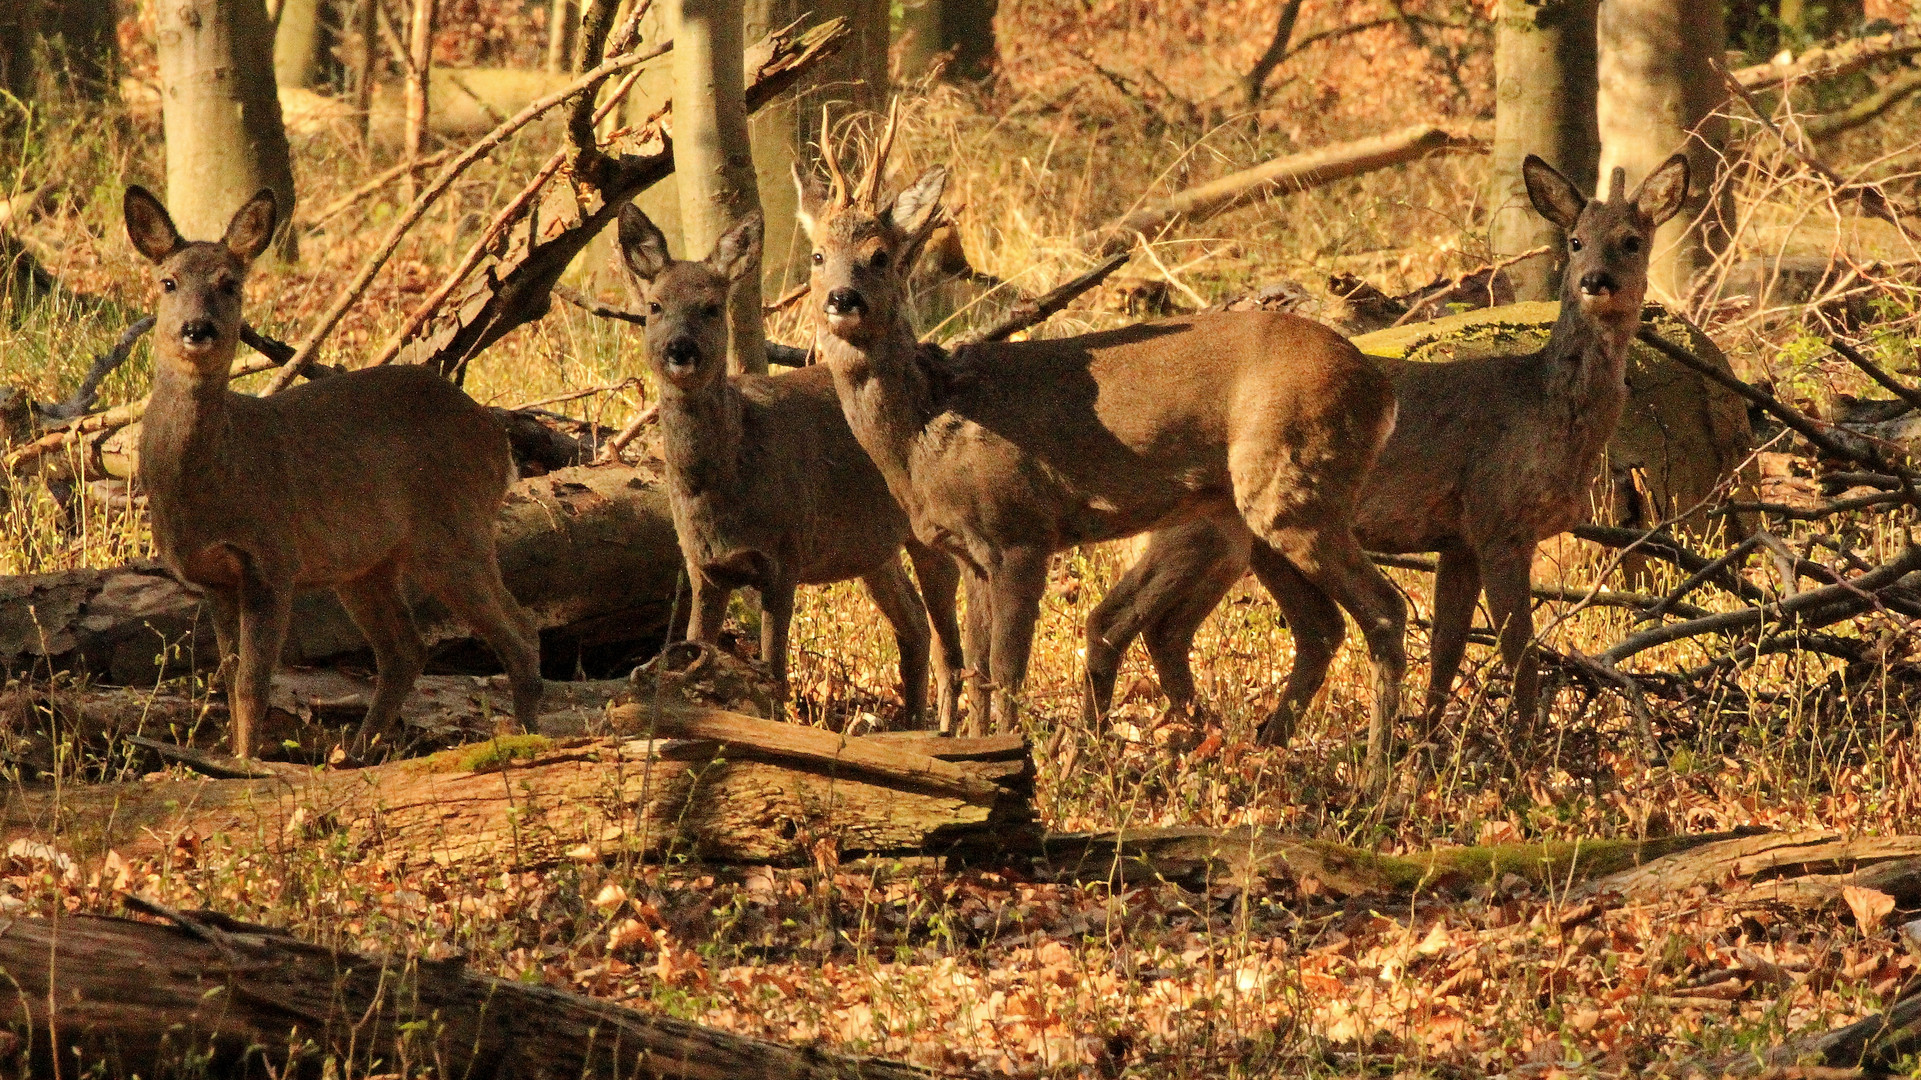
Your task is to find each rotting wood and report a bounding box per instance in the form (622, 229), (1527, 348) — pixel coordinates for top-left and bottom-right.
(1731, 24), (1921, 90)
(1074, 125), (1483, 257)
(0, 704), (1035, 866)
(1589, 830), (1921, 914)
(0, 909), (937, 1079)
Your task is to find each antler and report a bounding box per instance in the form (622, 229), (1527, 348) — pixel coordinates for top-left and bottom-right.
(857, 98), (901, 207)
(819, 104), (853, 210)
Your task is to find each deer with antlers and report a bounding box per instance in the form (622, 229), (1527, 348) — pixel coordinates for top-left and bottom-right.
(795, 107), (1409, 789)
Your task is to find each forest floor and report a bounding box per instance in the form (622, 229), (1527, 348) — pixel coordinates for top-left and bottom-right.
(8, 1), (1921, 1076)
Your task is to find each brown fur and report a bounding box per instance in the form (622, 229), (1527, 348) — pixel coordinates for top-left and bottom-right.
(616, 205), (963, 731)
(124, 186), (542, 759)
(1083, 154), (1691, 731)
(795, 145), (1409, 787)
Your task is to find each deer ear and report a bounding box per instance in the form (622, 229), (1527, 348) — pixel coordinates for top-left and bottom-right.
(887, 166), (946, 239)
(222, 189), (279, 264)
(1631, 153), (1691, 228)
(123, 185), (182, 264)
(1522, 155), (1585, 232)
(617, 203), (672, 282)
(705, 211), (763, 284)
(793, 161), (828, 240)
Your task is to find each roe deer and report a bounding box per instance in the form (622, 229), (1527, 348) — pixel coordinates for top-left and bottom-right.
(616, 204), (964, 731)
(794, 112), (1409, 788)
(124, 186), (542, 759)
(1083, 154), (1690, 733)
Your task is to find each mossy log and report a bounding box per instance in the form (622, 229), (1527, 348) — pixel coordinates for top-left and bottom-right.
(1351, 301), (1754, 540)
(0, 704), (1036, 867)
(1589, 829), (1921, 913)
(0, 463), (683, 685)
(0, 908), (935, 1080)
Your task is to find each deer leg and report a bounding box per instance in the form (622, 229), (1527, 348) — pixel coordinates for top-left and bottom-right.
(860, 557), (933, 730)
(206, 588), (241, 692)
(986, 548), (1050, 733)
(960, 564), (994, 737)
(757, 570), (798, 715)
(1084, 521), (1246, 725)
(335, 563), (427, 752)
(1249, 542), (1345, 748)
(906, 543), (964, 736)
(1478, 542), (1541, 722)
(231, 569), (293, 762)
(1424, 546), (1482, 733)
(1258, 524), (1407, 796)
(687, 570), (730, 645)
(426, 563), (545, 735)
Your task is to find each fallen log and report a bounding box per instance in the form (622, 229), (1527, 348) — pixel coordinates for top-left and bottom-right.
(1590, 829), (1921, 915)
(1, 704), (1035, 866)
(1732, 24), (1921, 90)
(0, 463), (683, 686)
(0, 907), (935, 1079)
(1074, 125), (1483, 257)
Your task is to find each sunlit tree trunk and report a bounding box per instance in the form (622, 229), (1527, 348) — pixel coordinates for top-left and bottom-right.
(1488, 0), (1598, 301)
(273, 0), (324, 88)
(1597, 0), (1728, 302)
(546, 0), (575, 73)
(404, 0), (438, 185)
(155, 0), (299, 259)
(672, 0), (766, 374)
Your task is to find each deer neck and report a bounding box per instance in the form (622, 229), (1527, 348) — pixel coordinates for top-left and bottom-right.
(139, 352), (238, 507)
(658, 377), (744, 496)
(816, 319), (938, 484)
(1539, 293), (1640, 459)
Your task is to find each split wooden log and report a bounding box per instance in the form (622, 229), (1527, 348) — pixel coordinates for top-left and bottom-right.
(0, 908), (936, 1079)
(1, 704), (1034, 866)
(1589, 829), (1921, 916)
(1074, 125), (1483, 257)
(0, 463), (683, 685)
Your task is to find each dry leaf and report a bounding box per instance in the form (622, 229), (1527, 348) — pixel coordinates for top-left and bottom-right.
(1844, 885), (1896, 932)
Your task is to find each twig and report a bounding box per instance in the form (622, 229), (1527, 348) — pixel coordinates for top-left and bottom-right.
(1388, 244), (1551, 329)
(957, 253), (1128, 346)
(506, 377), (640, 412)
(40, 317), (154, 421)
(553, 285), (648, 325)
(1827, 336), (1921, 414)
(297, 149), (455, 231)
(762, 281), (808, 314)
(1722, 490), (1912, 520)
(1575, 523), (1772, 606)
(267, 39), (672, 393)
(1370, 551), (1711, 619)
(597, 404), (658, 463)
(1637, 535), (1761, 624)
(1562, 647), (1662, 763)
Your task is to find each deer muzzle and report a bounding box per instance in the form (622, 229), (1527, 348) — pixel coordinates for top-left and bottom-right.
(178, 319), (221, 353)
(822, 287), (868, 337)
(1578, 271), (1618, 299)
(659, 336), (701, 373)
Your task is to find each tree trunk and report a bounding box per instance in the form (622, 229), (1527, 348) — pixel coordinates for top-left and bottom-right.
(404, 0), (438, 177)
(547, 0), (576, 72)
(353, 0), (376, 144)
(154, 0), (299, 259)
(672, 0), (766, 374)
(1239, 0), (1304, 106)
(3, 706), (1035, 866)
(1597, 0), (1728, 303)
(939, 0), (996, 80)
(0, 464), (686, 685)
(273, 0), (324, 88)
(1488, 0), (1598, 301)
(0, 911), (938, 1080)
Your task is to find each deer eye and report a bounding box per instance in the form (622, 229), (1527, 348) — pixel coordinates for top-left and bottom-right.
(870, 249), (889, 270)
(812, 252), (824, 265)
(1621, 235), (1642, 254)
(1568, 237), (1583, 253)
(649, 302), (662, 315)
(161, 278), (177, 293)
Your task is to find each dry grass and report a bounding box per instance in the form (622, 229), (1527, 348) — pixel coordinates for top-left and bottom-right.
(6, 1), (1921, 1075)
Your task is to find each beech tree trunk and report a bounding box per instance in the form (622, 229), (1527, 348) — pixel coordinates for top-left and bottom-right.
(672, 0), (765, 375)
(1597, 0), (1728, 302)
(273, 0), (324, 88)
(1488, 0), (1598, 301)
(0, 912), (938, 1080)
(154, 0), (299, 259)
(547, 0), (577, 72)
(404, 0), (438, 175)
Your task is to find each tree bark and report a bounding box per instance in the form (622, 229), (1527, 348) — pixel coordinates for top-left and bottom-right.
(1488, 0), (1598, 301)
(1597, 0), (1728, 302)
(273, 0), (325, 89)
(1240, 0), (1304, 107)
(672, 0), (766, 374)
(404, 0), (438, 177)
(1, 706), (1034, 867)
(0, 910), (938, 1080)
(154, 0), (300, 259)
(548, 0), (577, 72)
(353, 0), (376, 144)
(0, 464), (685, 685)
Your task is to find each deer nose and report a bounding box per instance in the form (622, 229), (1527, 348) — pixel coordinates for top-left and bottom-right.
(179, 320), (219, 345)
(1579, 271), (1618, 297)
(824, 288), (867, 316)
(661, 337), (701, 368)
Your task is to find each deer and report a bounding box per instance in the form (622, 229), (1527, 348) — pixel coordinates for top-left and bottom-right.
(793, 109), (1411, 789)
(1081, 153), (1691, 739)
(614, 203), (965, 731)
(123, 185), (543, 760)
